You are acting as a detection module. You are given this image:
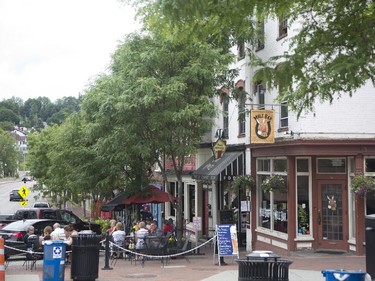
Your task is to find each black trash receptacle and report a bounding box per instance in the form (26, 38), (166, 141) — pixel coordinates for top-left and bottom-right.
(366, 214), (375, 279)
(71, 232), (101, 281)
(236, 251), (293, 281)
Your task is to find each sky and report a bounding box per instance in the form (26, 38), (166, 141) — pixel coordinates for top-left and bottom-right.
(0, 0), (140, 102)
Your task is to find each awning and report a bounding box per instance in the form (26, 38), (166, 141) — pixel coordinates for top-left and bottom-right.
(192, 151), (244, 181)
(101, 192), (128, 212)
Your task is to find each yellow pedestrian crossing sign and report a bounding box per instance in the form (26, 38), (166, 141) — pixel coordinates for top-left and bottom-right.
(20, 200), (28, 206)
(18, 185), (30, 199)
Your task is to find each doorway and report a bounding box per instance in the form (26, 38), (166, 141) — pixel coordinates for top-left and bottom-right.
(317, 180), (348, 251)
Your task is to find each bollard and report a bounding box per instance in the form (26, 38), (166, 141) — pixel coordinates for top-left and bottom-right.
(0, 238), (5, 281)
(102, 233), (112, 270)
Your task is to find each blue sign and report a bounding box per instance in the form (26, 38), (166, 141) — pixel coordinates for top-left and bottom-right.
(216, 224), (239, 257)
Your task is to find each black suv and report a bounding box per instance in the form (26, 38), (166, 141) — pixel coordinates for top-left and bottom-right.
(13, 208), (101, 234)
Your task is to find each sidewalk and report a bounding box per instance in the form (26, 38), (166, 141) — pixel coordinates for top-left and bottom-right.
(5, 246), (367, 281)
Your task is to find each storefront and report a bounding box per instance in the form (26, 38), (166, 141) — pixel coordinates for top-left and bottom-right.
(249, 139), (375, 255)
(192, 147), (247, 246)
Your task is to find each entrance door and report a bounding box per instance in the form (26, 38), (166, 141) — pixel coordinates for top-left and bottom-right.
(317, 180), (347, 250)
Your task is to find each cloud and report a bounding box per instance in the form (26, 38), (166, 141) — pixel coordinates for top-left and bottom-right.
(0, 0), (140, 102)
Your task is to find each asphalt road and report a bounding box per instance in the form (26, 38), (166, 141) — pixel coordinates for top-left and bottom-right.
(0, 175), (45, 214)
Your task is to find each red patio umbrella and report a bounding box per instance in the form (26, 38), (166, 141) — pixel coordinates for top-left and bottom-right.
(123, 184), (176, 205)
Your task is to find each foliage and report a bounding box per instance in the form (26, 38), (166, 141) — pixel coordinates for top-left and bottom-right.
(0, 96), (80, 129)
(261, 175), (287, 193)
(94, 217), (111, 234)
(127, 0), (375, 117)
(231, 175), (255, 193)
(351, 175), (375, 196)
(0, 128), (20, 177)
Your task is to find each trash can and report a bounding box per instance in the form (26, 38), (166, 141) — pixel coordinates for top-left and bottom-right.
(322, 269), (367, 281)
(366, 214), (375, 279)
(71, 232), (101, 281)
(43, 240), (66, 281)
(236, 251), (293, 281)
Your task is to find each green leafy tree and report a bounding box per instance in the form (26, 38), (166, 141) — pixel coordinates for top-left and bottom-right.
(0, 128), (19, 177)
(98, 33), (233, 239)
(128, 0), (375, 116)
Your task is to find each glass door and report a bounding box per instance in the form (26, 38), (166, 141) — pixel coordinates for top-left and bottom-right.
(317, 180), (347, 250)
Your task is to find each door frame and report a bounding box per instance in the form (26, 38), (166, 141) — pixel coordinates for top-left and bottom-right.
(316, 179), (348, 250)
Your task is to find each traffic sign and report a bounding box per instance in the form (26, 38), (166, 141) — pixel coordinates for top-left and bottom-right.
(18, 185), (30, 199)
(20, 200), (28, 206)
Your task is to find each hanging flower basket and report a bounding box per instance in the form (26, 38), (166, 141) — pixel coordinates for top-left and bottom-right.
(351, 175), (375, 196)
(231, 175), (255, 193)
(261, 175), (287, 193)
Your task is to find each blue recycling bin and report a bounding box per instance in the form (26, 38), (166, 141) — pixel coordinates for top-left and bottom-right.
(43, 240), (66, 281)
(322, 269), (367, 281)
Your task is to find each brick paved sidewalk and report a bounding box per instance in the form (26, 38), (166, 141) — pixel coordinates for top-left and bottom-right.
(5, 245), (366, 281)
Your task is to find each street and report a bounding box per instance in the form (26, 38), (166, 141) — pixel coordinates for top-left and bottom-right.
(0, 176), (45, 214)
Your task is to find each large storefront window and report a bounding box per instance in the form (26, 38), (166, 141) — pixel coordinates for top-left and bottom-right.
(296, 158), (311, 236)
(257, 158), (288, 234)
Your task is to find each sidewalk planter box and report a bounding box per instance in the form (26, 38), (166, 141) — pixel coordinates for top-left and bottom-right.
(322, 269), (367, 281)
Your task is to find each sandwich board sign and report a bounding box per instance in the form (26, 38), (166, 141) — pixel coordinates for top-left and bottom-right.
(215, 224), (239, 265)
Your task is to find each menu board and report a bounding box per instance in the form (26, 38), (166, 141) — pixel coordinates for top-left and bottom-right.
(216, 224), (239, 257)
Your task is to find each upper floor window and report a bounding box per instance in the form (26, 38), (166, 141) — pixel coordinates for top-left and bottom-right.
(238, 96), (246, 136)
(254, 82), (265, 109)
(280, 101), (288, 128)
(237, 39), (245, 60)
(278, 17), (288, 39)
(256, 20), (265, 51)
(223, 100), (229, 139)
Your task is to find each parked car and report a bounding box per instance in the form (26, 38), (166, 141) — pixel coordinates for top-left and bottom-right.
(12, 208), (101, 234)
(0, 219), (61, 259)
(33, 202), (51, 208)
(9, 189), (23, 201)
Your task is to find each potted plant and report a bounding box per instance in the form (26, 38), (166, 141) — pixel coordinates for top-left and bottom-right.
(350, 175), (375, 196)
(231, 175), (255, 193)
(261, 174), (287, 193)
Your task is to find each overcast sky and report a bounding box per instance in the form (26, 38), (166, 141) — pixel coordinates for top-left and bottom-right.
(0, 0), (140, 102)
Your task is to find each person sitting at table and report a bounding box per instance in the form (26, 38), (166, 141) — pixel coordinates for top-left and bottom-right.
(64, 224), (79, 246)
(135, 221), (149, 250)
(162, 219), (174, 235)
(112, 222), (126, 246)
(107, 219), (117, 235)
(148, 220), (162, 237)
(51, 223), (65, 240)
(39, 225), (52, 246)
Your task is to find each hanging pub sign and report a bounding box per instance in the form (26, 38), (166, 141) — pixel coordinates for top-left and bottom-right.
(250, 110), (275, 144)
(213, 139), (226, 159)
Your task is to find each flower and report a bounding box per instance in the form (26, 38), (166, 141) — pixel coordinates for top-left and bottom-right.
(351, 175), (375, 196)
(261, 175), (287, 193)
(231, 175), (255, 193)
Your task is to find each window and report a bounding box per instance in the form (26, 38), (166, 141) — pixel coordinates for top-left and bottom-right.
(237, 40), (245, 60)
(296, 158), (311, 236)
(238, 96), (246, 136)
(256, 20), (265, 51)
(255, 82), (265, 109)
(280, 101), (288, 128)
(317, 158), (346, 174)
(278, 16), (288, 39)
(223, 100), (229, 139)
(366, 158), (375, 173)
(257, 158), (288, 234)
(169, 182), (176, 217)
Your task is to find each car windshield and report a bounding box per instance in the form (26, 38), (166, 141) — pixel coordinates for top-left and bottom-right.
(2, 220), (33, 231)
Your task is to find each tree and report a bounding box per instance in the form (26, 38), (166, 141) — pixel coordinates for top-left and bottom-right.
(79, 33), (233, 239)
(0, 128), (19, 177)
(128, 0), (375, 116)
